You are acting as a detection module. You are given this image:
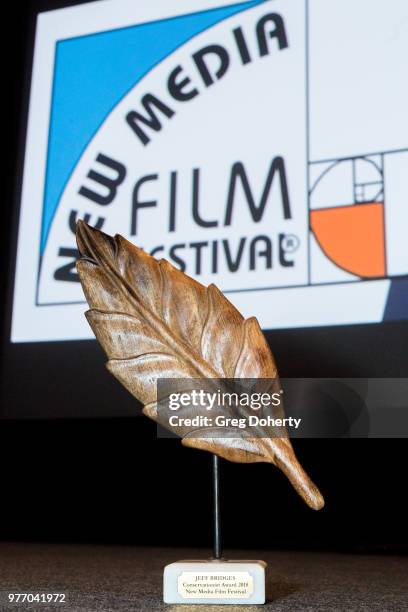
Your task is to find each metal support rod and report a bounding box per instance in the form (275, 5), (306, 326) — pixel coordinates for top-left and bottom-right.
(212, 454), (222, 559)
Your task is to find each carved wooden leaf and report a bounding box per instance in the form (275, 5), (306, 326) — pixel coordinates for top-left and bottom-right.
(76, 221), (324, 510)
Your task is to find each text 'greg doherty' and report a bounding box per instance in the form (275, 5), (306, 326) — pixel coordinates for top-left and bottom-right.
(168, 389), (282, 411)
(168, 415), (302, 430)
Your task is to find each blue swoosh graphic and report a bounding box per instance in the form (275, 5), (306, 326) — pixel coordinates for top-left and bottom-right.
(41, 0), (264, 253)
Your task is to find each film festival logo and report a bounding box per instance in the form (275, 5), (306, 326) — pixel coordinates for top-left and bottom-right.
(16, 0), (406, 336)
(38, 7), (302, 304)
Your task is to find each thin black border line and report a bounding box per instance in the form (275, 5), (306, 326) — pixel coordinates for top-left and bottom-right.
(35, 276), (408, 307)
(312, 202), (383, 213)
(311, 147), (408, 165)
(305, 0), (311, 286)
(381, 152), (388, 276)
(309, 159), (340, 196)
(352, 157), (356, 204)
(354, 180), (383, 187)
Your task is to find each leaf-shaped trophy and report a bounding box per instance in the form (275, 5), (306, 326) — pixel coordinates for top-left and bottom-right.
(76, 220), (324, 605)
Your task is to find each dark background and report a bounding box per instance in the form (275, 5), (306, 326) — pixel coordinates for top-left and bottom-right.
(1, 0), (407, 553)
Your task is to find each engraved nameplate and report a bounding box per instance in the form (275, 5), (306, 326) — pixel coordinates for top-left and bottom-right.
(178, 571), (254, 599)
(164, 559), (266, 605)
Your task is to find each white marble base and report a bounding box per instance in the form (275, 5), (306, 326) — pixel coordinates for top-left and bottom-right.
(163, 559), (266, 605)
